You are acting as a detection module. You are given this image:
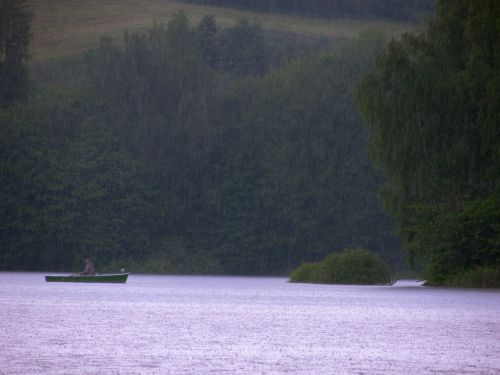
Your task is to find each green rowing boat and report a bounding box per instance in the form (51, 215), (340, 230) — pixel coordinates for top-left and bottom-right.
(45, 273), (128, 283)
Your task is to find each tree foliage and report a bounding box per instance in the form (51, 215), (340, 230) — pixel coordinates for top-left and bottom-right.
(0, 0), (31, 106)
(0, 89), (154, 271)
(356, 0), (500, 285)
(1, 12), (401, 274)
(290, 247), (392, 285)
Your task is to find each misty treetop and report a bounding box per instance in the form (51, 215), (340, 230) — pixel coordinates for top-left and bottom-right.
(0, 11), (401, 274)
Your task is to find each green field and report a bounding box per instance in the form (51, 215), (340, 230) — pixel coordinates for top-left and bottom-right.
(28, 0), (418, 61)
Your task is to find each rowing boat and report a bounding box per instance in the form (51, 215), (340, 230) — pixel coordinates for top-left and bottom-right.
(45, 273), (128, 283)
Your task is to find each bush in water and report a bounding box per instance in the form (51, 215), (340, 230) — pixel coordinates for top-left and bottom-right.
(290, 248), (391, 285)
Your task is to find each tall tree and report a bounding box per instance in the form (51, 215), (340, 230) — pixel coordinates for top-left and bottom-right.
(216, 19), (268, 76)
(0, 0), (31, 106)
(197, 14), (218, 67)
(357, 0), (500, 284)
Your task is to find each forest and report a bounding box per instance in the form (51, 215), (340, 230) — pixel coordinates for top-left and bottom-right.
(1, 0), (498, 285)
(0, 2), (400, 275)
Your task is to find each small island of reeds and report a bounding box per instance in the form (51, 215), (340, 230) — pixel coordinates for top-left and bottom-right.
(289, 247), (392, 285)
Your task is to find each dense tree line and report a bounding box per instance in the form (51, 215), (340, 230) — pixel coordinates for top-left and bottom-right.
(182, 0), (435, 22)
(1, 12), (401, 274)
(357, 0), (500, 285)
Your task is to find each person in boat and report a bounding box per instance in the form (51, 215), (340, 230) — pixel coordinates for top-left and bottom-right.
(80, 258), (96, 276)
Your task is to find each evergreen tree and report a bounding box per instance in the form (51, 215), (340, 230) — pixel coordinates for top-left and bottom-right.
(197, 15), (218, 67)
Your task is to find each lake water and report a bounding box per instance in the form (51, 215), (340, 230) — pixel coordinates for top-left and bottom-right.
(0, 273), (499, 374)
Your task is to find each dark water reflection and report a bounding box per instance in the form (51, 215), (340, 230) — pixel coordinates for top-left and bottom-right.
(1, 273), (499, 374)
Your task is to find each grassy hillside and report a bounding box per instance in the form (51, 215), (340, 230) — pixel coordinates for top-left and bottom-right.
(28, 0), (419, 61)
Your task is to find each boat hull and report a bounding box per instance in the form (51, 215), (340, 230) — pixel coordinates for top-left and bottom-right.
(45, 273), (128, 283)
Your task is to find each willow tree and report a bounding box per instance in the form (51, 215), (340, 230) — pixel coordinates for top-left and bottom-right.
(357, 0), (500, 284)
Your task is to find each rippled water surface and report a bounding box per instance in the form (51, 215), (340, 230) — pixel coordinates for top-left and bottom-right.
(1, 273), (499, 374)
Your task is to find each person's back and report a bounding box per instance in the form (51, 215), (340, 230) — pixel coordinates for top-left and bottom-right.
(81, 259), (96, 275)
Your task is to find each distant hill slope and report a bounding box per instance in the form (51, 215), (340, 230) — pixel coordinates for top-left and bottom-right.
(182, 0), (435, 22)
(27, 0), (420, 61)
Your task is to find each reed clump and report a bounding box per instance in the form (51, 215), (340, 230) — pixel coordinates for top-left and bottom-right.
(446, 267), (500, 288)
